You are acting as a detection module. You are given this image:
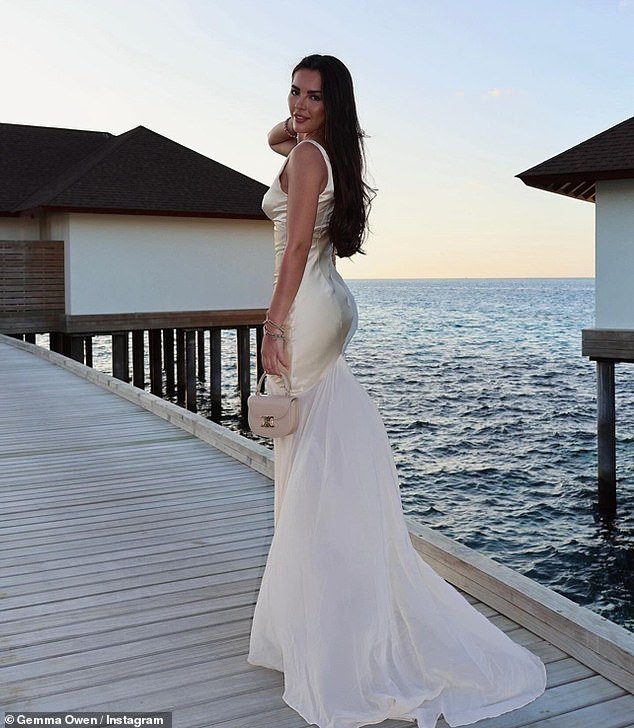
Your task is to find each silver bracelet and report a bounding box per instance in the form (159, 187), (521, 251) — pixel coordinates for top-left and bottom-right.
(264, 328), (285, 341)
(264, 316), (285, 333)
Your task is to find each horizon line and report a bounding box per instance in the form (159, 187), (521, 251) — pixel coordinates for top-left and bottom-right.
(343, 275), (595, 281)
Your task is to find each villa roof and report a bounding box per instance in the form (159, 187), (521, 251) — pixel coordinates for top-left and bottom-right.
(516, 114), (634, 202)
(0, 123), (268, 219)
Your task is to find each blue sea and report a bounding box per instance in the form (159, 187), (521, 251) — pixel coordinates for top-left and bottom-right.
(346, 278), (634, 632)
(89, 279), (634, 632)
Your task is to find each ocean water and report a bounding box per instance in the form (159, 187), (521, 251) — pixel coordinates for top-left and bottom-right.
(86, 278), (634, 631)
(345, 279), (634, 632)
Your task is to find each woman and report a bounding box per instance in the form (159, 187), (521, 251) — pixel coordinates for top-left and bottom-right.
(247, 54), (546, 728)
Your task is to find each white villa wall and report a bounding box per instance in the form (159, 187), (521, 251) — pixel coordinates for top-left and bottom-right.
(63, 214), (273, 315)
(595, 180), (634, 329)
(0, 214), (40, 239)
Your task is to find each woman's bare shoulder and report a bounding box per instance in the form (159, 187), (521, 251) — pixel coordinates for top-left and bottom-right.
(287, 140), (327, 174)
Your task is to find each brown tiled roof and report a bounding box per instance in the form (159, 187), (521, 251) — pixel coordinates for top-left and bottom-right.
(0, 123), (268, 219)
(516, 115), (634, 202)
(0, 123), (112, 213)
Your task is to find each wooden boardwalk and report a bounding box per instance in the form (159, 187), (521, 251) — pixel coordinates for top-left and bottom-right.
(1, 334), (633, 727)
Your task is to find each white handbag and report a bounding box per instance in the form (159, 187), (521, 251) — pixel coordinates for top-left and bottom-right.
(248, 373), (298, 438)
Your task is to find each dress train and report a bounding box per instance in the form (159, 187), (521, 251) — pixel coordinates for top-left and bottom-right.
(247, 356), (546, 728)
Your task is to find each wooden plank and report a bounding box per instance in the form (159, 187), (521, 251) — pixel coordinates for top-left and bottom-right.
(545, 657), (595, 687)
(1, 556), (266, 611)
(2, 580), (263, 634)
(0, 312), (63, 333)
(1, 635), (249, 704)
(1, 484), (271, 521)
(2, 542), (269, 598)
(62, 308), (268, 334)
(1, 491), (272, 534)
(215, 706), (332, 728)
(582, 328), (634, 361)
(1, 564), (265, 621)
(1, 619), (254, 693)
(2, 586), (258, 647)
(5, 652), (286, 712)
(511, 695), (634, 728)
(3, 578), (262, 637)
(3, 608), (254, 670)
(3, 504), (267, 554)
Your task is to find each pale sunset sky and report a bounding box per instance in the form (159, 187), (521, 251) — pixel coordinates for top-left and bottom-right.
(3, 0), (633, 279)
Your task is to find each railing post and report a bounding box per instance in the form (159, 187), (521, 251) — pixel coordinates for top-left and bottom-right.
(149, 329), (163, 396)
(163, 328), (175, 397)
(197, 330), (206, 381)
(185, 329), (197, 412)
(132, 330), (145, 388)
(237, 326), (251, 421)
(112, 333), (129, 382)
(85, 336), (93, 368)
(176, 329), (186, 406)
(210, 328), (222, 422)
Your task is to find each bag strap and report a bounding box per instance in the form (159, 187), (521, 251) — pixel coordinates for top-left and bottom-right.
(256, 371), (292, 395)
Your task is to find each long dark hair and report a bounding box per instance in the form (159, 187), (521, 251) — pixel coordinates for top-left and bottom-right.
(292, 54), (374, 258)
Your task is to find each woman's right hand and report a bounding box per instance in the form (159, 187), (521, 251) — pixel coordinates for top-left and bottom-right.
(268, 118), (297, 157)
(261, 333), (289, 377)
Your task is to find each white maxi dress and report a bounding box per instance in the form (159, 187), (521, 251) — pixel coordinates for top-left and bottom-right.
(247, 139), (546, 728)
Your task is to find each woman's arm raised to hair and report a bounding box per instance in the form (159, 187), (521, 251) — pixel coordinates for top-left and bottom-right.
(268, 118), (297, 157)
(261, 143), (327, 375)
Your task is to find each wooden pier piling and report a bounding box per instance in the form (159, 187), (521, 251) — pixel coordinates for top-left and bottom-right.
(84, 336), (93, 368)
(131, 330), (145, 388)
(163, 328), (175, 397)
(112, 333), (129, 382)
(70, 334), (85, 365)
(176, 328), (186, 406)
(148, 329), (162, 396)
(197, 329), (205, 380)
(597, 360), (617, 513)
(185, 329), (197, 412)
(237, 326), (251, 420)
(210, 328), (222, 421)
(581, 330), (634, 515)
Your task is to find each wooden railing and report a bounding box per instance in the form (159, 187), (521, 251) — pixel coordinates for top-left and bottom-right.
(0, 240), (64, 333)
